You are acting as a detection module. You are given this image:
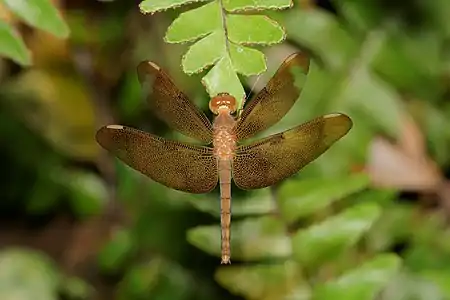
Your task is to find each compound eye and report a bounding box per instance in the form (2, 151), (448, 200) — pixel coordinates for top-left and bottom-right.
(209, 94), (237, 114)
(209, 97), (220, 114)
(226, 96), (237, 114)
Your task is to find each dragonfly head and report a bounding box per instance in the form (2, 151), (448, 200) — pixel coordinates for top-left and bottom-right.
(209, 93), (237, 115)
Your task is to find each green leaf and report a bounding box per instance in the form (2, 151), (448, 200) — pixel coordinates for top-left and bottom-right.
(0, 21), (31, 65)
(140, 0), (209, 14)
(158, 0), (291, 109)
(420, 270), (450, 298)
(229, 43), (266, 75)
(215, 261), (310, 299)
(182, 31), (224, 74)
(60, 276), (93, 299)
(285, 9), (357, 70)
(292, 202), (381, 266)
(380, 271), (444, 300)
(338, 66), (403, 137)
(2, 0), (69, 38)
(227, 15), (285, 44)
(372, 32), (443, 100)
(202, 56), (245, 105)
(165, 1), (221, 43)
(25, 164), (62, 213)
(64, 170), (108, 217)
(98, 228), (136, 274)
(313, 254), (401, 300)
(366, 203), (414, 252)
(278, 174), (370, 223)
(0, 248), (60, 300)
(117, 258), (194, 300)
(117, 259), (162, 298)
(414, 101), (450, 166)
(331, 0), (383, 32)
(223, 0), (293, 12)
(187, 216), (291, 261)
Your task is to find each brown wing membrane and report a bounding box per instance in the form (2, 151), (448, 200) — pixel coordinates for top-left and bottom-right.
(96, 125), (218, 193)
(234, 52), (310, 141)
(232, 114), (352, 190)
(137, 61), (213, 143)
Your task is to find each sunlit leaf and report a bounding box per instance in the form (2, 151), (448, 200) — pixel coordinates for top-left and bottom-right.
(215, 261), (310, 300)
(223, 0), (292, 12)
(188, 188), (275, 217)
(182, 30), (224, 74)
(165, 1), (221, 43)
(0, 248), (60, 300)
(292, 202), (381, 266)
(314, 254), (401, 300)
(154, 0), (291, 108)
(187, 216), (291, 261)
(140, 0), (210, 13)
(202, 56), (245, 105)
(229, 43), (266, 75)
(2, 0), (69, 38)
(0, 20), (30, 65)
(278, 174), (370, 223)
(227, 15), (285, 44)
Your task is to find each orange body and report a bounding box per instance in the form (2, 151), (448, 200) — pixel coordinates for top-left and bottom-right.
(210, 94), (238, 264)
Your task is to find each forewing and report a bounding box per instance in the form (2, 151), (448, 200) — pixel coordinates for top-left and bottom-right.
(233, 114), (352, 190)
(138, 61), (213, 143)
(96, 125), (218, 193)
(235, 52), (310, 141)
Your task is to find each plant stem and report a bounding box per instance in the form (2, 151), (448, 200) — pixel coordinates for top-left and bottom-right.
(217, 0), (231, 58)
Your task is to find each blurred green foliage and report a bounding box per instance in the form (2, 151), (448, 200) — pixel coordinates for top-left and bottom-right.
(0, 0), (69, 65)
(0, 0), (449, 299)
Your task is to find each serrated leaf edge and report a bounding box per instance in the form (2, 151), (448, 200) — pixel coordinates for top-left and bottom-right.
(139, 0), (212, 14)
(224, 0), (293, 13)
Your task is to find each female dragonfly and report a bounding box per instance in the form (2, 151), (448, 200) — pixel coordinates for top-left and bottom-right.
(96, 53), (353, 264)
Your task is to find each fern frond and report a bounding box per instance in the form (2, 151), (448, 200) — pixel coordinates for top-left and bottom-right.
(140, 0), (291, 108)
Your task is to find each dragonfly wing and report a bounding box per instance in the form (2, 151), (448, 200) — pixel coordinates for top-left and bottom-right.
(232, 114), (352, 190)
(234, 52), (310, 141)
(138, 61), (213, 143)
(97, 125), (218, 193)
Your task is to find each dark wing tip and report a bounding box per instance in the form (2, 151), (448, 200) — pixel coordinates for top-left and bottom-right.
(137, 61), (161, 85)
(95, 125), (125, 150)
(322, 113), (353, 141)
(283, 52), (310, 74)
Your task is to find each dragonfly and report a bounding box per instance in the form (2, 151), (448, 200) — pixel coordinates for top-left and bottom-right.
(96, 52), (353, 264)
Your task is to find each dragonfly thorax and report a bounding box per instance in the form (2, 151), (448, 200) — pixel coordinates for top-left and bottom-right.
(213, 129), (236, 160)
(209, 93), (237, 115)
(212, 109), (237, 160)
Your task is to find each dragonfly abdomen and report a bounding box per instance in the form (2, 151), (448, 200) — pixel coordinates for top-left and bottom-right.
(218, 159), (232, 264)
